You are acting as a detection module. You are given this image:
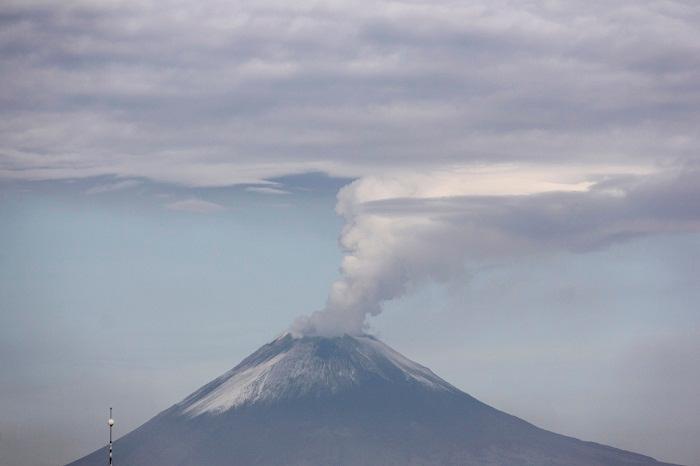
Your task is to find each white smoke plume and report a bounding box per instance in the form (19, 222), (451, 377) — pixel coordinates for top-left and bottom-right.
(291, 164), (700, 337)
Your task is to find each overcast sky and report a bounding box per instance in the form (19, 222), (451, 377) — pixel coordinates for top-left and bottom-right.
(1, 1), (699, 465)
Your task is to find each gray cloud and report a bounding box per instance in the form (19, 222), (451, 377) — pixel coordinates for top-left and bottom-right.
(0, 0), (699, 186)
(368, 169), (700, 251)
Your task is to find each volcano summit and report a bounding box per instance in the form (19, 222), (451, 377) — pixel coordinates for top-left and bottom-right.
(68, 334), (680, 466)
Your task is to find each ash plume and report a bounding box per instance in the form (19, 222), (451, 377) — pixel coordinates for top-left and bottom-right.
(292, 165), (700, 337)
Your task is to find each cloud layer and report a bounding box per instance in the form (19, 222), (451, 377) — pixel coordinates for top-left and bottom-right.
(1, 0), (699, 186)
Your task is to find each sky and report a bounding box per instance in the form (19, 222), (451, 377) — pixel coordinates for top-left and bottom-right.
(1, 0), (699, 465)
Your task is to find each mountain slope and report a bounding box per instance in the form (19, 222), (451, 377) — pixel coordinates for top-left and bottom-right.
(67, 334), (682, 466)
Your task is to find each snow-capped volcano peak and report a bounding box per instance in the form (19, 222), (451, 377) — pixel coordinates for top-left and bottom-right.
(178, 333), (457, 417)
(70, 332), (680, 466)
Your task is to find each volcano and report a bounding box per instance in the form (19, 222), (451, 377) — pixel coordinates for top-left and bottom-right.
(67, 333), (680, 466)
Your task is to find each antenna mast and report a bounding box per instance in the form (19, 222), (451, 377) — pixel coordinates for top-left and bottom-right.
(108, 407), (114, 465)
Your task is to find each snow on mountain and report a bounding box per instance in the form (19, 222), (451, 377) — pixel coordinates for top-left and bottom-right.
(67, 333), (684, 466)
(179, 333), (456, 416)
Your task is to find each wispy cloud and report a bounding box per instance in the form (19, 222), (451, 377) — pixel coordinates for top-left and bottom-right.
(85, 179), (142, 194)
(165, 198), (226, 214)
(245, 186), (291, 195)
